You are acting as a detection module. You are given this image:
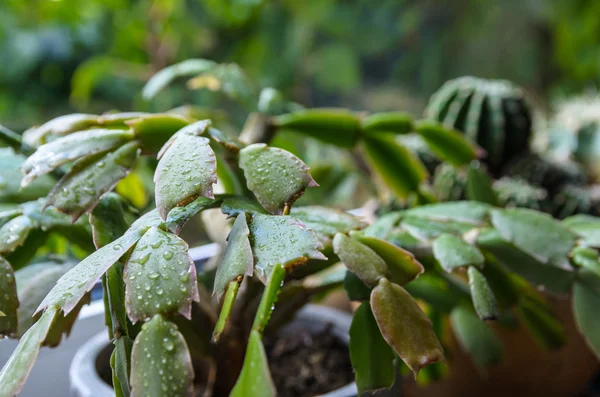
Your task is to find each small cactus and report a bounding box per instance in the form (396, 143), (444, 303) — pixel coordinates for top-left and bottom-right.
(432, 163), (466, 202)
(426, 77), (533, 172)
(548, 93), (600, 178)
(493, 177), (547, 211)
(551, 184), (600, 219)
(503, 153), (588, 194)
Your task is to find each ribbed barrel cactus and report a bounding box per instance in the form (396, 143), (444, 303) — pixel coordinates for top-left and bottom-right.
(547, 93), (600, 178)
(493, 177), (547, 211)
(425, 76), (533, 172)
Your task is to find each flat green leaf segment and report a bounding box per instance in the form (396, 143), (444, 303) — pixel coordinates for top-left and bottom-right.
(248, 214), (325, 282)
(125, 227), (199, 322)
(290, 206), (364, 244)
(21, 129), (134, 187)
(350, 302), (395, 394)
(220, 197), (267, 219)
(563, 215), (600, 247)
(0, 215), (33, 253)
(130, 315), (194, 397)
(46, 141), (140, 220)
(491, 208), (576, 266)
(127, 115), (192, 155)
(213, 214), (253, 297)
(273, 109), (361, 148)
(0, 307), (58, 397)
(333, 233), (387, 286)
(468, 266), (499, 320)
(142, 59), (216, 99)
(402, 201), (491, 224)
(37, 230), (143, 314)
(476, 229), (573, 296)
(155, 121), (216, 220)
(230, 330), (276, 397)
(252, 263), (286, 333)
(466, 162), (498, 205)
(450, 306), (503, 370)
(352, 233), (424, 285)
(0, 149), (53, 203)
(165, 196), (220, 235)
(572, 247), (600, 277)
(0, 257), (18, 336)
(414, 121), (478, 166)
(517, 296), (565, 349)
(15, 262), (71, 336)
(361, 111), (413, 135)
(573, 276), (600, 360)
(433, 233), (484, 271)
(362, 135), (428, 198)
(370, 279), (444, 375)
(239, 143), (318, 214)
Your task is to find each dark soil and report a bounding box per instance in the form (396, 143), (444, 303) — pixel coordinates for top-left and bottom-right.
(97, 326), (354, 397)
(264, 326), (354, 397)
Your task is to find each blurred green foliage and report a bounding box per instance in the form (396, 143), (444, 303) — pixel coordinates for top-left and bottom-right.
(0, 0), (599, 130)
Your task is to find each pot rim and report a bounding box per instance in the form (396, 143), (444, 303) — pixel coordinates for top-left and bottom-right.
(70, 303), (358, 397)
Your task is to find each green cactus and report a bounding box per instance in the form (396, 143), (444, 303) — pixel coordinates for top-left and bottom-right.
(551, 184), (600, 219)
(492, 177), (547, 211)
(426, 76), (532, 172)
(432, 163), (467, 202)
(548, 94), (600, 178)
(503, 153), (588, 194)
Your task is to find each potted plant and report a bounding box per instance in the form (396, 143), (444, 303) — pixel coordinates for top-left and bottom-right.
(2, 63), (600, 397)
(0, 100), (476, 397)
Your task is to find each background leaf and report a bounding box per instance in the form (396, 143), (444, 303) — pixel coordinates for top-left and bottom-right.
(450, 306), (503, 370)
(350, 302), (396, 394)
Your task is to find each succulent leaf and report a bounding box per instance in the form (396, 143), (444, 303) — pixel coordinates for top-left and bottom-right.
(124, 227), (199, 322)
(239, 143), (318, 215)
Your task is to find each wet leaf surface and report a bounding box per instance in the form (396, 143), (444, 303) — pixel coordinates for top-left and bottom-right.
(37, 230), (143, 314)
(213, 214), (253, 297)
(290, 206), (364, 245)
(248, 214), (325, 282)
(46, 142), (139, 220)
(0, 307), (58, 397)
(0, 257), (18, 337)
(21, 129), (134, 186)
(239, 143), (317, 214)
(155, 122), (216, 220)
(0, 215), (34, 254)
(130, 315), (194, 397)
(125, 227), (199, 323)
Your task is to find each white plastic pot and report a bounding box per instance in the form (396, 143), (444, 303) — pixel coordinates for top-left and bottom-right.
(70, 304), (357, 397)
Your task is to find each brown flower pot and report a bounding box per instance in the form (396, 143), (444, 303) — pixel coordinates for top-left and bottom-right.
(403, 298), (599, 397)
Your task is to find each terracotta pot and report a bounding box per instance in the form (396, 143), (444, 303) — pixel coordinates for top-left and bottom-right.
(403, 298), (599, 397)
